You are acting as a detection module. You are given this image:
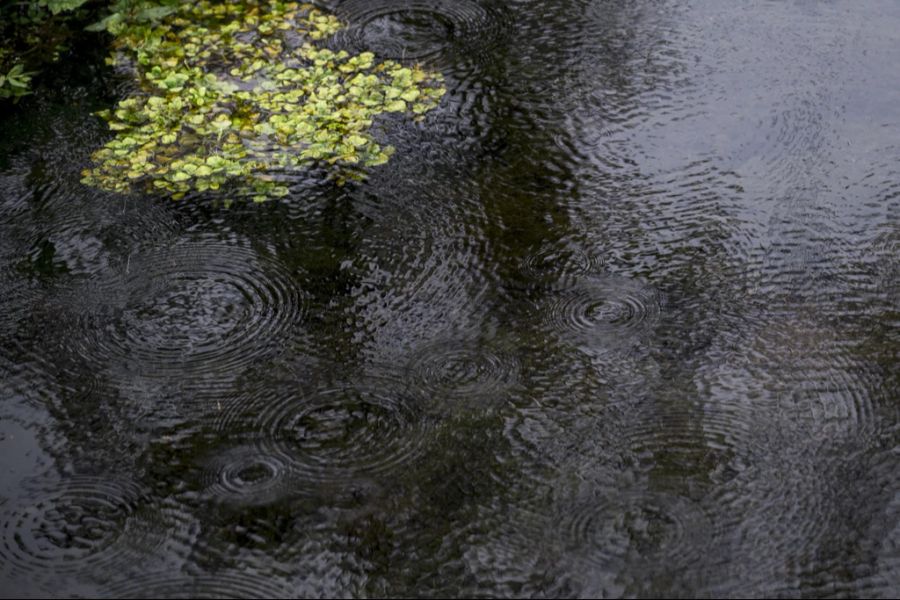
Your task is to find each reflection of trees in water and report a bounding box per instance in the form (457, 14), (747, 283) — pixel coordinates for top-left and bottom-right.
(2, 0), (898, 596)
(464, 0), (741, 594)
(464, 0), (897, 595)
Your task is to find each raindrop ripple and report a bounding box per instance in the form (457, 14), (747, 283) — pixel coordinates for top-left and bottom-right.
(542, 274), (663, 348)
(220, 379), (432, 493)
(67, 240), (308, 380)
(333, 0), (510, 62)
(406, 337), (521, 408)
(199, 445), (293, 507)
(102, 571), (295, 599)
(0, 477), (163, 578)
(562, 488), (711, 573)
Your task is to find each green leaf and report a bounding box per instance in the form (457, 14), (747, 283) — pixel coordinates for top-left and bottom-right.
(136, 6), (178, 22)
(347, 134), (367, 147)
(42, 0), (89, 15)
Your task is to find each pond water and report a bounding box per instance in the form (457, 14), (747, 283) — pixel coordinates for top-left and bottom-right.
(1, 0), (898, 597)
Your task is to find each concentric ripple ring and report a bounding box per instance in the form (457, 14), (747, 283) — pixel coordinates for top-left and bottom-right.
(542, 274), (663, 348)
(0, 477), (162, 578)
(220, 379), (431, 492)
(102, 571), (295, 599)
(333, 0), (510, 62)
(199, 446), (293, 507)
(66, 239), (308, 380)
(562, 489), (711, 571)
(406, 337), (521, 407)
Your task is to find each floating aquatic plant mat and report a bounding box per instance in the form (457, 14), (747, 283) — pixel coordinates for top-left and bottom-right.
(81, 1), (446, 201)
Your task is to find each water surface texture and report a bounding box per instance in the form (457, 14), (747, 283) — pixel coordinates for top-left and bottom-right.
(1, 0), (899, 597)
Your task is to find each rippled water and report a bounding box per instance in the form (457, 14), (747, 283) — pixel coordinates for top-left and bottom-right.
(1, 0), (898, 597)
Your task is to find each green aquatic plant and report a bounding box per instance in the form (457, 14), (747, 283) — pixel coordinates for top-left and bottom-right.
(0, 62), (36, 101)
(80, 1), (446, 201)
(39, 0), (91, 14)
(0, 0), (92, 101)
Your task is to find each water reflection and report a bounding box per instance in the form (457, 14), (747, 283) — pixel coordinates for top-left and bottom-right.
(0, 0), (898, 597)
(332, 0), (511, 63)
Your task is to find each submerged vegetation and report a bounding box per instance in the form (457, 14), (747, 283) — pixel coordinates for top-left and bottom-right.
(80, 1), (447, 201)
(1, 1), (446, 200)
(0, 0), (92, 101)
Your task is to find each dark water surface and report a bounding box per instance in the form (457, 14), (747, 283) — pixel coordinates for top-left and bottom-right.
(1, 0), (899, 597)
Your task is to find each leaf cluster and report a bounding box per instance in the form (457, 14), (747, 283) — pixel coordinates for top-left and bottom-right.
(0, 0), (93, 100)
(0, 61), (36, 101)
(80, 0), (446, 201)
(40, 0), (91, 15)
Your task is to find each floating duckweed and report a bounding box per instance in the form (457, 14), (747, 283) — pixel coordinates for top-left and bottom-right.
(81, 1), (446, 201)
